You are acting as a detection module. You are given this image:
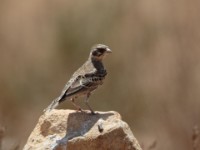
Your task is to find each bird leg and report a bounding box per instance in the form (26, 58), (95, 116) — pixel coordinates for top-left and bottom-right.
(71, 98), (83, 112)
(84, 93), (95, 115)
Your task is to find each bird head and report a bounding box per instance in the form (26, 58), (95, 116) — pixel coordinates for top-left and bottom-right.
(90, 44), (112, 61)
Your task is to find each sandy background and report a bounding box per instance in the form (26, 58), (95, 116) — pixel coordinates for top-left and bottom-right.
(0, 0), (200, 149)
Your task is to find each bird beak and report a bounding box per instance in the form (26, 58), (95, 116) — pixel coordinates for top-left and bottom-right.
(106, 48), (112, 53)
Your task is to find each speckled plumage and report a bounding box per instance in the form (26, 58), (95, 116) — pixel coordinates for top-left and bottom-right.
(44, 44), (111, 114)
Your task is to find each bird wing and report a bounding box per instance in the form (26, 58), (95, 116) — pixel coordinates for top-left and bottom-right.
(65, 73), (97, 97)
(44, 73), (93, 111)
(57, 70), (97, 101)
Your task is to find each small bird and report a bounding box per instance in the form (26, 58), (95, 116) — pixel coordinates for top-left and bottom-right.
(44, 44), (112, 114)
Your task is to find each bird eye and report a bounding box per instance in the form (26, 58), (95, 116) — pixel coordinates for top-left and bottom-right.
(97, 48), (106, 53)
(92, 51), (98, 56)
(92, 48), (106, 57)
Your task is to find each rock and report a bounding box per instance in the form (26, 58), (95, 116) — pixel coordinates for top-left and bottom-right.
(23, 109), (142, 150)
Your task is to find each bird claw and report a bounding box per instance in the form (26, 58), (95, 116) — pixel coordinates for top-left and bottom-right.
(76, 109), (95, 115)
(90, 111), (96, 115)
(77, 108), (83, 112)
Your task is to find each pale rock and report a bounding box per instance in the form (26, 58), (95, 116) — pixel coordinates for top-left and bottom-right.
(24, 109), (142, 150)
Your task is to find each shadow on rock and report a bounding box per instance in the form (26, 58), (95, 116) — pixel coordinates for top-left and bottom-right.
(55, 111), (114, 149)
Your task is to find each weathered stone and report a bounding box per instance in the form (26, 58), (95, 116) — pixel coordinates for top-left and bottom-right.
(24, 109), (142, 150)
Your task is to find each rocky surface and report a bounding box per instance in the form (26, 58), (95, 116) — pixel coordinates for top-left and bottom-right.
(24, 109), (142, 150)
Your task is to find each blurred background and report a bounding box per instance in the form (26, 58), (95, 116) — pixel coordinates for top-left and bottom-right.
(0, 0), (200, 149)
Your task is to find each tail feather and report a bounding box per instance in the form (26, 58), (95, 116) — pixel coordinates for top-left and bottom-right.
(44, 97), (60, 113)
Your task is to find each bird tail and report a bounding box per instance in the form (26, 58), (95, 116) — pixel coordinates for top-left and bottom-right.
(43, 97), (60, 113)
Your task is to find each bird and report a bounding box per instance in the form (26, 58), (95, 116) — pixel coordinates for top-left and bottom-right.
(44, 44), (112, 114)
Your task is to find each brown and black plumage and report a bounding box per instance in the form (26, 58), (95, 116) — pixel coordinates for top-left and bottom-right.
(44, 44), (112, 114)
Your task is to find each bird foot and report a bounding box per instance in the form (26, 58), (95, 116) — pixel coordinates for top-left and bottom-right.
(76, 109), (96, 115)
(90, 111), (96, 115)
(76, 108), (83, 112)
